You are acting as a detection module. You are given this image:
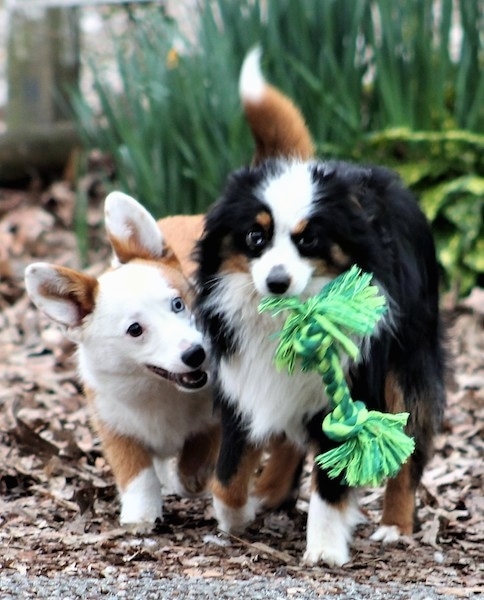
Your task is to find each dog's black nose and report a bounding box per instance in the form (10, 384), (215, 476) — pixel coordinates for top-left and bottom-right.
(266, 265), (291, 294)
(181, 344), (206, 369)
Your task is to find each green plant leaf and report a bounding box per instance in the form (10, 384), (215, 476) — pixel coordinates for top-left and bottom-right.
(443, 192), (483, 238)
(68, 0), (484, 296)
(396, 161), (434, 187)
(463, 239), (484, 272)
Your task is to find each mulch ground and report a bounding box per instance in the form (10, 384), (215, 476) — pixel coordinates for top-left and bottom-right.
(0, 183), (483, 596)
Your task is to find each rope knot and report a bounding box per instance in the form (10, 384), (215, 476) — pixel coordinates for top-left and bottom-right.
(293, 322), (325, 357)
(323, 400), (369, 442)
(259, 265), (415, 488)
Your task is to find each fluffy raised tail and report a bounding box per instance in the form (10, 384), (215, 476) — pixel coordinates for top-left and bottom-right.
(239, 47), (315, 164)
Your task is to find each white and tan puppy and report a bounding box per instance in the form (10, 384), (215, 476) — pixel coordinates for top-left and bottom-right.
(25, 192), (219, 527)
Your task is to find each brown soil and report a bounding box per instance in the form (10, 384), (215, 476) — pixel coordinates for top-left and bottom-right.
(0, 181), (482, 596)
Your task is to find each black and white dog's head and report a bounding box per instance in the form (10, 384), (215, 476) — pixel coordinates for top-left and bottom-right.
(196, 156), (417, 305)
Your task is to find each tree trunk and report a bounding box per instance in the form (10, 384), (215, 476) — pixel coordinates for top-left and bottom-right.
(1, 3), (80, 181)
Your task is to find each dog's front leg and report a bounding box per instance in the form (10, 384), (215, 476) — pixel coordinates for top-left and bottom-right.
(211, 402), (262, 533)
(95, 420), (162, 526)
(304, 467), (362, 567)
(303, 417), (364, 566)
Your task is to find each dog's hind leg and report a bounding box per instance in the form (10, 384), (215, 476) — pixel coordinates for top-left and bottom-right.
(177, 424), (220, 496)
(372, 429), (434, 542)
(372, 370), (442, 542)
(371, 373), (415, 541)
(254, 435), (305, 510)
(95, 420), (162, 526)
(371, 461), (414, 542)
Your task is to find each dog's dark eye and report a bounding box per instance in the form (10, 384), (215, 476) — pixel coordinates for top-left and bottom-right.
(127, 322), (143, 337)
(296, 231), (318, 252)
(246, 227), (267, 252)
(171, 297), (185, 313)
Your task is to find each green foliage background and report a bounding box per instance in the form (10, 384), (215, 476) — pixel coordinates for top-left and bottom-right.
(72, 0), (484, 295)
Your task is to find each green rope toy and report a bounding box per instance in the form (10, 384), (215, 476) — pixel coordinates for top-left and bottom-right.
(258, 265), (415, 488)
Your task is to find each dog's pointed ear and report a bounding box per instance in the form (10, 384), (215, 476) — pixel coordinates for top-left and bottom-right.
(24, 262), (98, 329)
(239, 47), (315, 165)
(104, 191), (177, 266)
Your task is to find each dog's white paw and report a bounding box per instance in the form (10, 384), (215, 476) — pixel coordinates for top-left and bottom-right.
(304, 491), (363, 566)
(119, 467), (162, 525)
(303, 541), (350, 567)
(370, 524), (402, 543)
(213, 495), (259, 534)
(120, 521), (159, 534)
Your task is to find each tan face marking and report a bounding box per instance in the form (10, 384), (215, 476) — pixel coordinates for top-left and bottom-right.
(160, 263), (193, 307)
(218, 235), (251, 274)
(158, 214), (204, 280)
(292, 219), (309, 236)
(310, 258), (331, 277)
(310, 257), (345, 278)
(220, 254), (250, 274)
(329, 244), (351, 270)
(255, 211), (272, 230)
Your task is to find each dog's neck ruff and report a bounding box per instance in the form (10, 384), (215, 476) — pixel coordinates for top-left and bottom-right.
(212, 273), (328, 445)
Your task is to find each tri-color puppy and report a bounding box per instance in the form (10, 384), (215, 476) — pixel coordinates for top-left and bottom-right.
(195, 49), (446, 566)
(25, 192), (219, 527)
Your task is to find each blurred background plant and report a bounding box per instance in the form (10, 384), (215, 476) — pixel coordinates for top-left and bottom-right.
(71, 0), (483, 296)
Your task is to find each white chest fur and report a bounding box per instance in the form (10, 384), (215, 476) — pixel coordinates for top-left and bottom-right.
(213, 274), (328, 445)
(79, 348), (214, 457)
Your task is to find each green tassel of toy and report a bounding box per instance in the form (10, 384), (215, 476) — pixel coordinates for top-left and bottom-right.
(259, 265), (415, 488)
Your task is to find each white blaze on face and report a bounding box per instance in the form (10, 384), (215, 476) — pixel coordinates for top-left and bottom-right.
(251, 162), (316, 296)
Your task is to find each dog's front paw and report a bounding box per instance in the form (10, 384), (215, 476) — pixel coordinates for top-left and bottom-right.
(304, 491), (363, 567)
(119, 467), (162, 526)
(178, 465), (213, 497)
(120, 520), (159, 534)
(370, 524), (402, 543)
(120, 500), (162, 528)
(120, 503), (162, 527)
(212, 495), (259, 533)
(303, 542), (350, 567)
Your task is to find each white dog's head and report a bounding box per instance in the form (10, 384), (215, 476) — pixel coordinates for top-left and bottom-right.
(25, 192), (208, 392)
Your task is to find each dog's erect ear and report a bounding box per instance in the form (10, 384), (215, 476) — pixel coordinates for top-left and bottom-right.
(104, 191), (176, 266)
(239, 47), (315, 165)
(25, 262), (98, 328)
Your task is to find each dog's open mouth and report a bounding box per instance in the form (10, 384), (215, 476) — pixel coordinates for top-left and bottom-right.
(146, 365), (208, 390)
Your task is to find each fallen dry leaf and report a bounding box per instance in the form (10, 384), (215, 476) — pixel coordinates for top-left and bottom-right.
(0, 180), (482, 592)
